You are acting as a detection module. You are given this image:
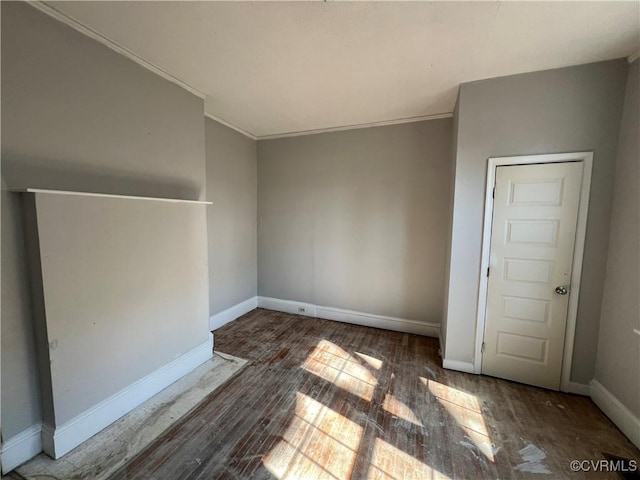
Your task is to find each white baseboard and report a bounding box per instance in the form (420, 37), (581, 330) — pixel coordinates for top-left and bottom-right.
(1, 424), (42, 474)
(209, 296), (257, 330)
(590, 379), (640, 449)
(442, 358), (475, 374)
(258, 296), (317, 317)
(257, 296), (440, 338)
(42, 333), (214, 459)
(565, 381), (591, 396)
(315, 305), (440, 338)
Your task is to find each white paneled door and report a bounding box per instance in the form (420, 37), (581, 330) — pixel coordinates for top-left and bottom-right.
(482, 162), (583, 390)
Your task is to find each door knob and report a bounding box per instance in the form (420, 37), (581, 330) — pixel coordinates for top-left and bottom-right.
(555, 286), (569, 295)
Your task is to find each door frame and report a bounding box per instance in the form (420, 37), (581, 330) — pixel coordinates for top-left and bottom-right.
(475, 152), (593, 392)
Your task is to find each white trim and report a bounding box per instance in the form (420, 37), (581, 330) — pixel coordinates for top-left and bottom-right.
(315, 305), (440, 338)
(628, 50), (640, 64)
(442, 359), (475, 374)
(41, 334), (213, 459)
(438, 330), (446, 358)
(257, 112), (453, 140)
(28, 1), (206, 100)
(15, 188), (212, 205)
(566, 381), (591, 396)
(204, 113), (257, 141)
(257, 296), (440, 338)
(475, 152), (593, 393)
(209, 296), (257, 330)
(1, 424), (42, 474)
(560, 156), (592, 391)
(30, 3), (453, 143)
(32, 1), (263, 144)
(258, 297), (317, 318)
(590, 379), (640, 449)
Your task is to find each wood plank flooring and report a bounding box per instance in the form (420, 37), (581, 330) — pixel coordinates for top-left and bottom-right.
(109, 308), (639, 479)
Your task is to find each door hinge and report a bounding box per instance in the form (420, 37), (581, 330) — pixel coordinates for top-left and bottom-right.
(486, 267), (490, 277)
(481, 342), (485, 354)
(492, 186), (495, 199)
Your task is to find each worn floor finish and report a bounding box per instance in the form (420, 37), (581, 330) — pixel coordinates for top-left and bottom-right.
(14, 353), (247, 480)
(110, 309), (639, 479)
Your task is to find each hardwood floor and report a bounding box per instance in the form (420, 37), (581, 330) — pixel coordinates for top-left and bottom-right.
(109, 308), (639, 479)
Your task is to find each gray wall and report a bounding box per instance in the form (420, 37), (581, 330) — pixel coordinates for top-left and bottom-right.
(205, 118), (257, 316)
(595, 59), (639, 416)
(1, 2), (206, 439)
(443, 60), (628, 384)
(258, 119), (452, 323)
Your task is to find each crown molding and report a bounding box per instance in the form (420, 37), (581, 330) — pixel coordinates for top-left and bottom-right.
(30, 1), (261, 141)
(204, 112), (454, 142)
(29, 1), (450, 144)
(628, 50), (640, 64)
(257, 112), (454, 141)
(204, 113), (257, 141)
(27, 1), (207, 100)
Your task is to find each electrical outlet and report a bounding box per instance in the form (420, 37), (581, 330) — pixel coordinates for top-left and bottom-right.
(298, 307), (306, 313)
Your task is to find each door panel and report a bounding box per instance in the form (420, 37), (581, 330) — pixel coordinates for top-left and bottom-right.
(482, 162), (583, 390)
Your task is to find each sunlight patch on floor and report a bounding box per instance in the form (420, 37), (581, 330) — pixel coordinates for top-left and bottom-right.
(262, 392), (363, 480)
(421, 377), (496, 461)
(382, 393), (423, 427)
(266, 340), (452, 479)
(354, 351), (383, 370)
(367, 437), (451, 480)
(302, 340), (378, 401)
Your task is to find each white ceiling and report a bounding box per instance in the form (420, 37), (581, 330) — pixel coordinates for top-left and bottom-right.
(46, 1), (639, 138)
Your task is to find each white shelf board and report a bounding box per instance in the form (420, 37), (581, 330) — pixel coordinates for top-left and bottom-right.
(13, 188), (212, 205)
